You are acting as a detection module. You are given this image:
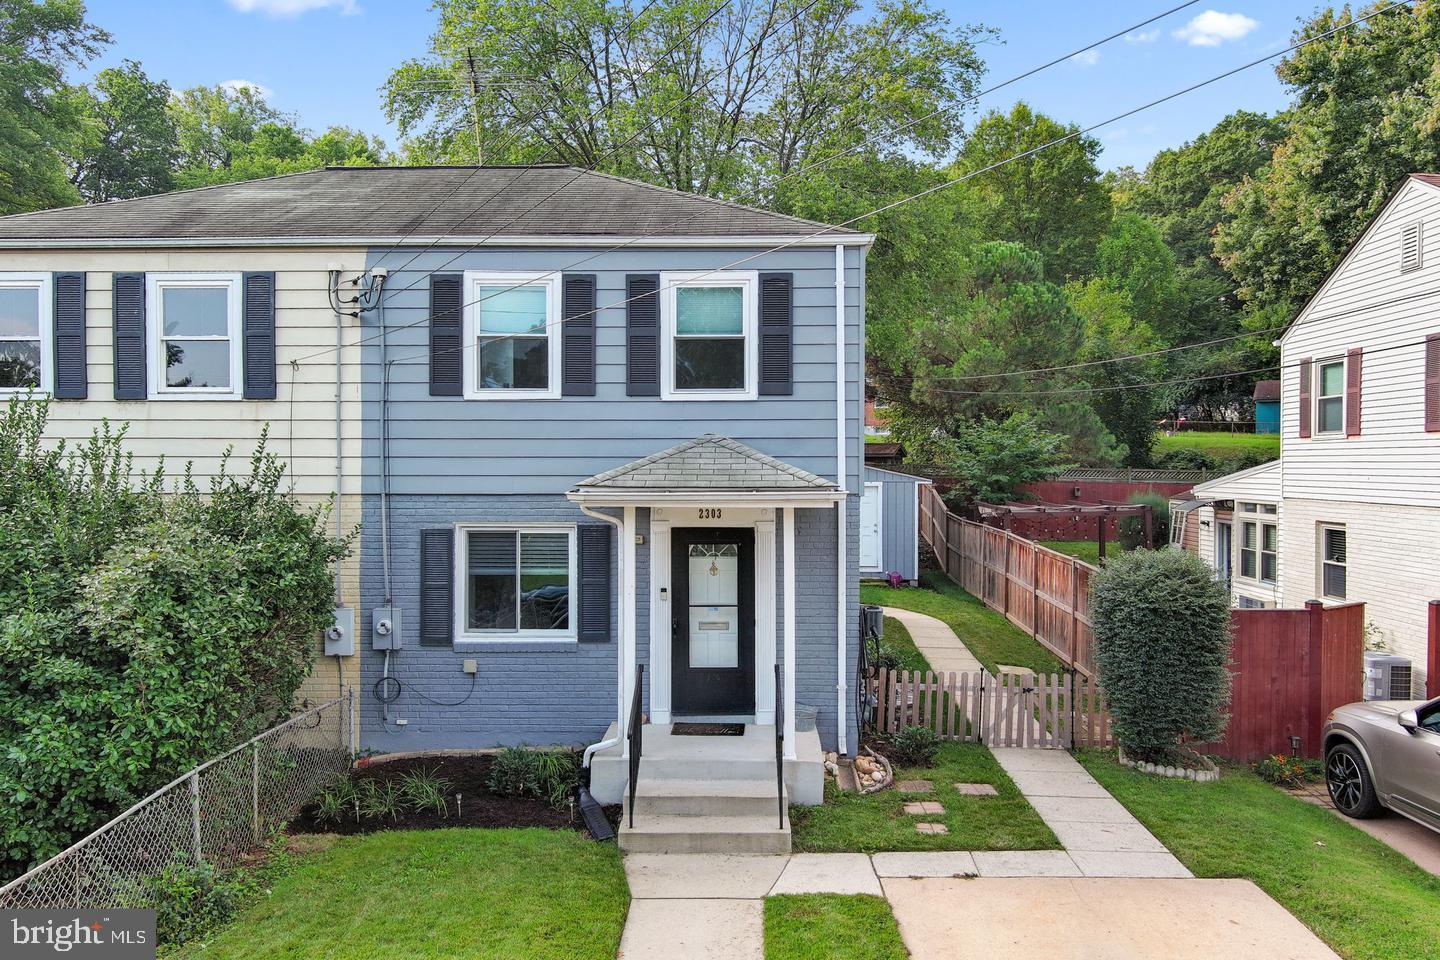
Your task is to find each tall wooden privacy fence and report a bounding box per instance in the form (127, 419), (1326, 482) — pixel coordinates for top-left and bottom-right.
(920, 484), (1099, 676)
(868, 668), (1113, 749)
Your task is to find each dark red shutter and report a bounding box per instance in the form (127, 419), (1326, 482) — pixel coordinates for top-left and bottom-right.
(1345, 347), (1362, 437)
(1425, 335), (1440, 432)
(1297, 357), (1312, 439)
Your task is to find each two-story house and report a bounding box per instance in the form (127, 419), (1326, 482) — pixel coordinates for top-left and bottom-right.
(0, 166), (871, 847)
(1180, 173), (1440, 696)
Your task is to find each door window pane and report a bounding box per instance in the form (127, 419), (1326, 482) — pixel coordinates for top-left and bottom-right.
(688, 543), (739, 668)
(467, 531), (517, 630)
(674, 285), (745, 391)
(519, 533), (570, 630)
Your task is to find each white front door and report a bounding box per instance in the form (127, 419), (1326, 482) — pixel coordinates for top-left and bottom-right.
(860, 482), (883, 570)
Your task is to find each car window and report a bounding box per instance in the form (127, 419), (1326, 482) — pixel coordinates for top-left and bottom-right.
(1419, 703), (1440, 735)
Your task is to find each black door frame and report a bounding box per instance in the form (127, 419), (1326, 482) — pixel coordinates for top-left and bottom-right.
(670, 527), (757, 716)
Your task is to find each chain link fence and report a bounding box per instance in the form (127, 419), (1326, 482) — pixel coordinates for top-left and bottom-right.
(0, 690), (353, 911)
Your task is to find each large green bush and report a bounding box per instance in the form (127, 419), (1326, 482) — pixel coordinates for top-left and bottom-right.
(0, 399), (350, 880)
(1090, 548), (1232, 764)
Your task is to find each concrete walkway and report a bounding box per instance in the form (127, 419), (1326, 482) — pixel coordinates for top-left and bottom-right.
(880, 605), (985, 675)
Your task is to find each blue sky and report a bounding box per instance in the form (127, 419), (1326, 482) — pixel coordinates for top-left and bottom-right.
(79, 0), (1317, 171)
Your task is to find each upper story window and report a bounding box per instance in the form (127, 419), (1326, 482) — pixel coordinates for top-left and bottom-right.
(463, 271), (562, 400)
(1238, 502), (1277, 585)
(1315, 358), (1345, 434)
(0, 273), (51, 396)
(1320, 525), (1347, 600)
(148, 274), (241, 399)
(661, 271), (757, 400)
(455, 525), (575, 640)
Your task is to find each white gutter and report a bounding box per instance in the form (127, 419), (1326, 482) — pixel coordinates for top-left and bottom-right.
(0, 233), (877, 250)
(567, 489), (843, 507)
(577, 505), (626, 767)
(834, 242), (849, 757)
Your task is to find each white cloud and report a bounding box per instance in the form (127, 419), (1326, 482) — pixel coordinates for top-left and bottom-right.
(227, 0), (358, 17)
(220, 79), (275, 99)
(1173, 10), (1259, 46)
(1071, 49), (1101, 67)
(1124, 28), (1161, 43)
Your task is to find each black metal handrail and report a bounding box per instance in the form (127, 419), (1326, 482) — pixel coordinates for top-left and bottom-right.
(774, 663), (784, 829)
(627, 663), (644, 829)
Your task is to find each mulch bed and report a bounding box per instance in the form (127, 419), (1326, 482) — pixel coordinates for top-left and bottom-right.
(287, 753), (621, 837)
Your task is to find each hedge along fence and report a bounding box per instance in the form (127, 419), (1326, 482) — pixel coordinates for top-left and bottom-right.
(0, 693), (352, 911)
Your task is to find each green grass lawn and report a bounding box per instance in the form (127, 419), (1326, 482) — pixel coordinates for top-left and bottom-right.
(790, 742), (1058, 853)
(861, 572), (1060, 674)
(1078, 751), (1440, 960)
(1155, 431), (1280, 466)
(765, 895), (908, 960)
(880, 615), (934, 673)
(1038, 539), (1105, 565)
(169, 829), (628, 960)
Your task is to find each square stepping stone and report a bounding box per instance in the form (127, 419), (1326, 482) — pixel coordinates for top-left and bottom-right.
(903, 802), (945, 815)
(915, 822), (949, 835)
(896, 780), (933, 793)
(953, 783), (998, 797)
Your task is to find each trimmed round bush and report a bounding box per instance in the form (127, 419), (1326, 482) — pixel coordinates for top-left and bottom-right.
(1090, 548), (1232, 764)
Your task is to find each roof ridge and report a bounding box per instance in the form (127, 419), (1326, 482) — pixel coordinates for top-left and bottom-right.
(575, 434), (834, 490)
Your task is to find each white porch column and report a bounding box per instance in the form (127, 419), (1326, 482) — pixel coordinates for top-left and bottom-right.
(783, 507), (797, 760)
(648, 518), (672, 724)
(754, 518), (777, 725)
(620, 505), (637, 757)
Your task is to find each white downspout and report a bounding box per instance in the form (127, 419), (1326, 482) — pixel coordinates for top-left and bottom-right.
(835, 243), (849, 756)
(578, 503), (628, 768)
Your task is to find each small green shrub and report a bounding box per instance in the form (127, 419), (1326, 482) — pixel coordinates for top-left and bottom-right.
(151, 860), (257, 947)
(486, 747), (579, 808)
(1090, 549), (1232, 765)
(891, 726), (939, 767)
(872, 645), (903, 673)
(1254, 754), (1323, 788)
(311, 777), (359, 825)
(358, 779), (406, 822)
(398, 768), (453, 817)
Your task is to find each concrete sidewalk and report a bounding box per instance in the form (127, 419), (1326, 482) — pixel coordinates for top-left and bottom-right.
(880, 605), (985, 675)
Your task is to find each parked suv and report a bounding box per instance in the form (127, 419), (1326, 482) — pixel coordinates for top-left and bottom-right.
(1322, 696), (1440, 834)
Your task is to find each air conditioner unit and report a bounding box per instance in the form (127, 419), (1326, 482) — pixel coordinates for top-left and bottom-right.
(1364, 651), (1413, 701)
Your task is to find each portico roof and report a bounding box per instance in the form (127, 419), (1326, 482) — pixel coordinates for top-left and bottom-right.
(567, 434), (842, 505)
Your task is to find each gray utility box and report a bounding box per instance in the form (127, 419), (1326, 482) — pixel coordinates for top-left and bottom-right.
(861, 605), (884, 640)
(372, 607), (403, 650)
(325, 607), (355, 657)
(1363, 651), (1413, 701)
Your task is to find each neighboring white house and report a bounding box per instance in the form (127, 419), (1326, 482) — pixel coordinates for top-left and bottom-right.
(1180, 173), (1440, 696)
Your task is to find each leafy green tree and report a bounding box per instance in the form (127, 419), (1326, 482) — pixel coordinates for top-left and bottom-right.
(61, 59), (177, 202)
(949, 103), (1112, 282)
(0, 0), (109, 214)
(1066, 278), (1162, 465)
(384, 0), (988, 195)
(890, 410), (1070, 506)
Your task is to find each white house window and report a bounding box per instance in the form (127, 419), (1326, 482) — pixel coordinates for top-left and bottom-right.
(1320, 526), (1347, 600)
(1316, 359), (1345, 434)
(147, 274), (241, 399)
(456, 525), (575, 638)
(661, 271), (757, 400)
(0, 274), (50, 395)
(1238, 503), (1277, 585)
(463, 272), (562, 399)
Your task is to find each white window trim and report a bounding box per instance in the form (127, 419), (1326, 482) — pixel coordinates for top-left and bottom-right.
(860, 481), (884, 571)
(452, 522), (578, 643)
(1314, 356), (1346, 436)
(0, 272), (53, 397)
(146, 273), (243, 400)
(1236, 505), (1278, 587)
(660, 270), (758, 401)
(1319, 524), (1347, 601)
(462, 270), (563, 400)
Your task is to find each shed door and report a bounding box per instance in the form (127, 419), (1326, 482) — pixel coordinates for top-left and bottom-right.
(860, 482), (883, 570)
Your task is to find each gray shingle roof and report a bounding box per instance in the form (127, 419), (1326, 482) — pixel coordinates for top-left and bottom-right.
(575, 435), (836, 491)
(0, 165), (859, 243)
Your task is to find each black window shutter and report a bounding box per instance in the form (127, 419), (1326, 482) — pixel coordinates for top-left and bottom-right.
(112, 273), (146, 400)
(758, 272), (793, 396)
(242, 271), (277, 399)
(577, 524), (613, 642)
(561, 273), (597, 397)
(419, 529), (454, 646)
(429, 274), (463, 396)
(626, 273), (660, 396)
(52, 272), (86, 399)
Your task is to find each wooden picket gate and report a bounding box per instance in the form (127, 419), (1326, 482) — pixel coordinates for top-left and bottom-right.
(868, 668), (1113, 749)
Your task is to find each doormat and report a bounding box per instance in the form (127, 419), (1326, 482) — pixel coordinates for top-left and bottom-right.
(671, 723), (745, 736)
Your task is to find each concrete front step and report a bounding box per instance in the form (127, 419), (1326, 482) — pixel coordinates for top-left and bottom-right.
(618, 812), (792, 854)
(624, 778), (787, 818)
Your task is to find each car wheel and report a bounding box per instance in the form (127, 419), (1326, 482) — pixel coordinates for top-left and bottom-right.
(1326, 742), (1382, 819)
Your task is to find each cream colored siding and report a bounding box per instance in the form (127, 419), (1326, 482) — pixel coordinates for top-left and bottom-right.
(1189, 461), (1284, 608)
(1280, 179), (1440, 506)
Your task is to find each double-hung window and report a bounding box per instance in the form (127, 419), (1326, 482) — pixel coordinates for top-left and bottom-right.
(463, 271), (562, 399)
(1238, 503), (1278, 584)
(148, 274), (241, 399)
(1315, 358), (1345, 434)
(661, 271), (757, 400)
(1320, 526), (1347, 600)
(455, 525), (576, 640)
(0, 273), (51, 395)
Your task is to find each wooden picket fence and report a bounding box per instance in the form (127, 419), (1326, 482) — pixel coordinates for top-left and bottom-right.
(868, 668), (1113, 748)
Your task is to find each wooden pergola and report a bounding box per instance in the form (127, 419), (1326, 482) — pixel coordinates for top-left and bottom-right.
(975, 500), (1154, 560)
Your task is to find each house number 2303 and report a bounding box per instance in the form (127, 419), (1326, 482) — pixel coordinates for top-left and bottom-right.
(698, 508), (723, 519)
